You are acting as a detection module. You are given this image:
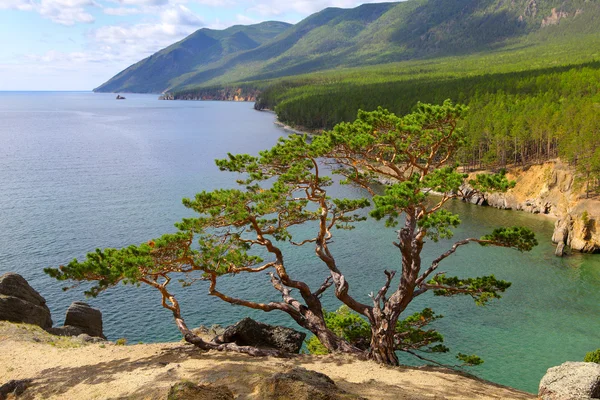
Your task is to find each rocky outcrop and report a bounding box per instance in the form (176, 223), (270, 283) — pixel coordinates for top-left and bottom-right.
(552, 201), (600, 255)
(256, 367), (365, 400)
(461, 161), (600, 255)
(541, 8), (569, 28)
(539, 362), (600, 400)
(471, 163), (575, 217)
(0, 273), (52, 329)
(60, 301), (105, 339)
(160, 87), (259, 102)
(214, 318), (306, 354)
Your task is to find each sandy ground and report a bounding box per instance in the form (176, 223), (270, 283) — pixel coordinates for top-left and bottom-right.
(0, 322), (536, 400)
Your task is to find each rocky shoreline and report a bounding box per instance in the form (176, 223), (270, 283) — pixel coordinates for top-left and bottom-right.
(159, 87), (259, 102)
(269, 116), (600, 256)
(460, 161), (599, 255)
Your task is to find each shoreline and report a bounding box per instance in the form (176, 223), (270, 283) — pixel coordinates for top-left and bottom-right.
(268, 111), (598, 254)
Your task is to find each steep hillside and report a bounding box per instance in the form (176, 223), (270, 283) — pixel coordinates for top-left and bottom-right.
(94, 0), (600, 94)
(93, 21), (292, 93)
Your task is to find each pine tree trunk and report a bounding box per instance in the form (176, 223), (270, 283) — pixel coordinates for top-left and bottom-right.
(368, 326), (399, 365)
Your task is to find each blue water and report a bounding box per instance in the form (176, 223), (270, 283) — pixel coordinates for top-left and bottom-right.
(0, 92), (598, 393)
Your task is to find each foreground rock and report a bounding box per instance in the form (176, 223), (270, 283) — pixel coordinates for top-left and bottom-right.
(256, 367), (365, 400)
(0, 273), (52, 329)
(62, 301), (105, 339)
(539, 361), (600, 400)
(167, 382), (234, 400)
(214, 317), (306, 353)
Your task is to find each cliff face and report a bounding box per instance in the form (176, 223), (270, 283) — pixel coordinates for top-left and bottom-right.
(552, 200), (600, 254)
(465, 161), (600, 255)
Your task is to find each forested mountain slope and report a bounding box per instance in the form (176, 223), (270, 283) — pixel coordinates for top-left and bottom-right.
(95, 0), (600, 93)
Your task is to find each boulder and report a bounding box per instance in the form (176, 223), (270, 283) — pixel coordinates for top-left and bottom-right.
(167, 381), (234, 400)
(191, 325), (225, 342)
(0, 273), (52, 329)
(63, 302), (105, 339)
(552, 215), (573, 244)
(539, 361), (600, 400)
(47, 325), (85, 337)
(255, 367), (365, 400)
(74, 333), (107, 344)
(555, 242), (566, 257)
(486, 192), (508, 209)
(214, 318), (306, 354)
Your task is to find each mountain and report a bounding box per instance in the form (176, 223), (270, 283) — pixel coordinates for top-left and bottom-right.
(95, 0), (600, 94)
(93, 21), (292, 93)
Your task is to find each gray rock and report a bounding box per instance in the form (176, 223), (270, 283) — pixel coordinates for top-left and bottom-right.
(47, 325), (85, 337)
(255, 367), (365, 400)
(64, 302), (105, 339)
(214, 318), (306, 354)
(75, 333), (107, 344)
(486, 192), (509, 209)
(191, 325), (225, 341)
(0, 273), (52, 329)
(539, 361), (600, 400)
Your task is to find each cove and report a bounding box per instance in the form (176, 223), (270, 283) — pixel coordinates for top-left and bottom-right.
(0, 92), (598, 393)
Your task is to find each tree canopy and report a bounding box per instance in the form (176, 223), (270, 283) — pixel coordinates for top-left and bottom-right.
(46, 100), (537, 365)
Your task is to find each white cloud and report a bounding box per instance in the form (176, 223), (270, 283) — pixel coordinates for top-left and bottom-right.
(192, 0), (235, 6)
(39, 0), (96, 25)
(103, 6), (140, 15)
(0, 0), (35, 11)
(113, 0), (169, 5)
(0, 0), (96, 25)
(85, 3), (204, 72)
(247, 0), (386, 17)
(234, 13), (258, 25)
(160, 4), (202, 25)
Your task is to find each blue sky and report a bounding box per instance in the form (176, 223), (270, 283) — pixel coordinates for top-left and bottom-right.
(0, 0), (386, 91)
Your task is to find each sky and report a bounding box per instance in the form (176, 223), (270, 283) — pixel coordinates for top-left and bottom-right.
(0, 0), (387, 91)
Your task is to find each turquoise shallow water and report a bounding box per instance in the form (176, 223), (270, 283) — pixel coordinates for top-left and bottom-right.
(0, 92), (598, 393)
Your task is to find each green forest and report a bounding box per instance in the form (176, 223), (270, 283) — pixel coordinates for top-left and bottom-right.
(241, 37), (600, 193)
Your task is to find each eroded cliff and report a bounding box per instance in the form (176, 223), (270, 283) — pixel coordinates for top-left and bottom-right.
(465, 161), (599, 255)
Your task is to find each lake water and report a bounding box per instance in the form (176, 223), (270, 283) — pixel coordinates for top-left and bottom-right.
(0, 92), (598, 393)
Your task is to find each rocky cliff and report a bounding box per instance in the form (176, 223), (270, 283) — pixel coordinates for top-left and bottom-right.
(464, 161), (600, 255)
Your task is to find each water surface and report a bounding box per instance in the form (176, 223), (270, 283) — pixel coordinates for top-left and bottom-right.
(0, 92), (598, 393)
